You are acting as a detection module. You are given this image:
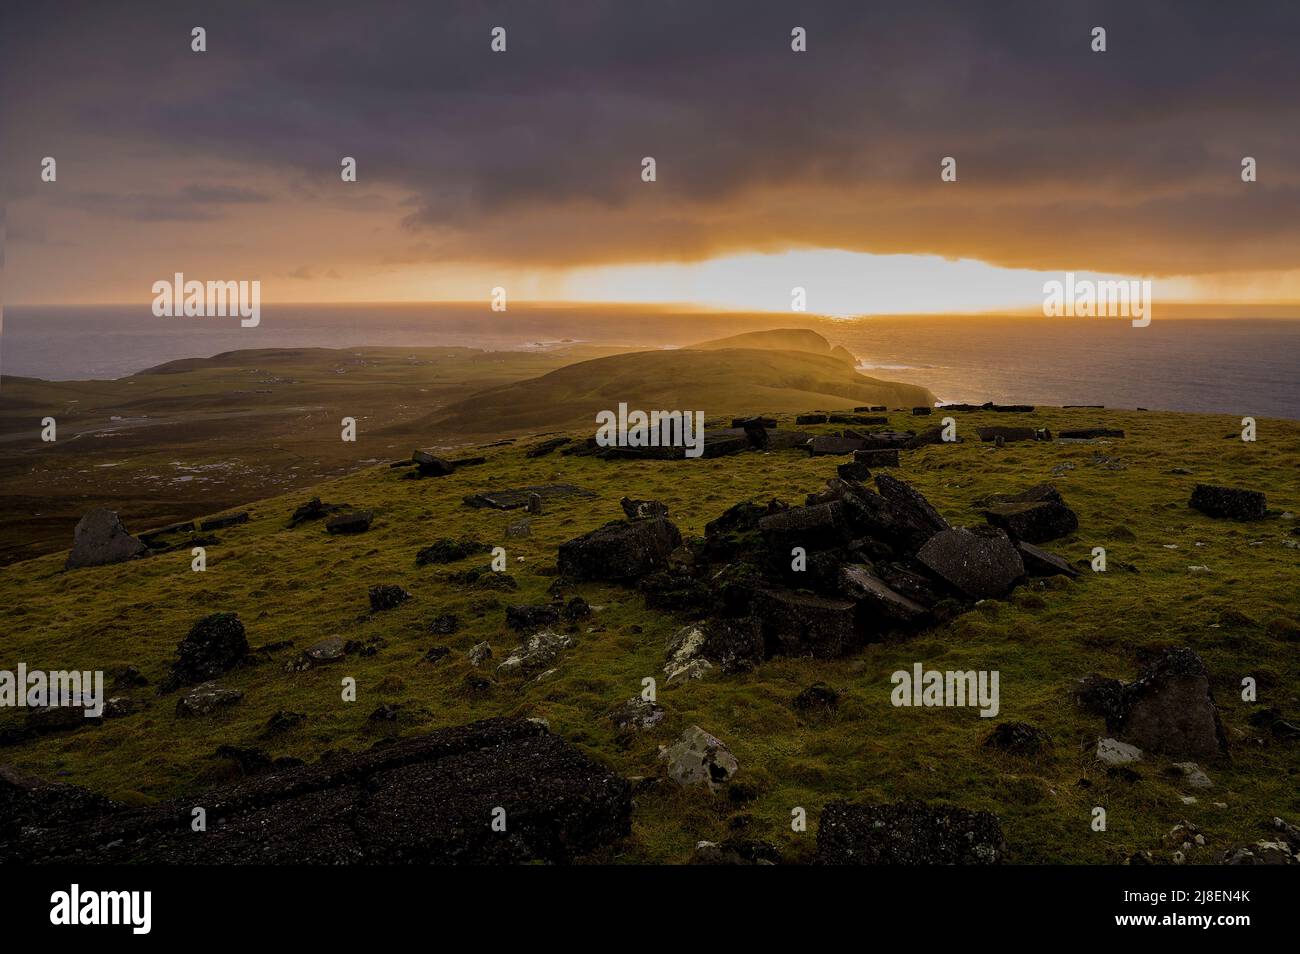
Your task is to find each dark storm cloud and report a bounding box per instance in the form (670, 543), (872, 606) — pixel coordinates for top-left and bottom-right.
(5, 0), (1299, 274)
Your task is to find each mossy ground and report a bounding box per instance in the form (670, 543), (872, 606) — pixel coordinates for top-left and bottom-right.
(2, 406), (1297, 863)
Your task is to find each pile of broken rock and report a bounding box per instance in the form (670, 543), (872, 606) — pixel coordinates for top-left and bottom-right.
(556, 472), (1079, 680)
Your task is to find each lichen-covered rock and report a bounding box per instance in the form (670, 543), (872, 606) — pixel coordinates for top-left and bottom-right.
(0, 718), (631, 864)
(659, 725), (738, 791)
(368, 584), (412, 612)
(496, 630), (573, 677)
(984, 721), (1052, 758)
(815, 799), (1005, 864)
(175, 682), (244, 717)
(1189, 484), (1266, 521)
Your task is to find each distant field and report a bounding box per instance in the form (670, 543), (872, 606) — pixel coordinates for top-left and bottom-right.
(0, 345), (621, 564)
(2, 401), (1297, 863)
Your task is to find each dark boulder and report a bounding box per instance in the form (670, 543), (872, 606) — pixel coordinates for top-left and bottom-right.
(916, 528), (1025, 600)
(368, 585), (412, 612)
(815, 799), (1005, 864)
(839, 564), (928, 629)
(65, 509), (147, 569)
(416, 537), (491, 565)
(199, 511), (249, 531)
(758, 501), (852, 554)
(1189, 484), (1267, 521)
(977, 426), (1037, 443)
(505, 604), (561, 631)
(836, 461), (872, 482)
(557, 518), (682, 581)
(912, 406), (932, 416)
(289, 497), (347, 528)
(1074, 673), (1126, 723)
(1114, 648), (1229, 759)
(983, 722), (1052, 758)
(325, 510), (373, 534)
(796, 413), (828, 425)
(411, 450), (456, 477)
(1015, 540), (1078, 577)
(753, 587), (859, 658)
(167, 612), (249, 688)
(859, 430), (914, 450)
(808, 435), (866, 456)
(985, 500), (1078, 543)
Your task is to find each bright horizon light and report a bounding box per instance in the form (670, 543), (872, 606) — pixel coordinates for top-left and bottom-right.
(557, 249), (1201, 316)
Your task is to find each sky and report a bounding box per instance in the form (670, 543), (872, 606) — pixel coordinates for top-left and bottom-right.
(4, 0), (1300, 312)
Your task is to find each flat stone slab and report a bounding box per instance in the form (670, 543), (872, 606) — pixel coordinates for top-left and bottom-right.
(2, 718), (631, 864)
(464, 484), (597, 510)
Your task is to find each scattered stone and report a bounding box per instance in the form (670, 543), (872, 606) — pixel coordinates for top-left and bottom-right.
(506, 604), (561, 631)
(858, 431), (914, 450)
(609, 696), (666, 736)
(410, 450), (456, 477)
(984, 722), (1052, 758)
(981, 484), (1078, 543)
(561, 596), (591, 622)
(428, 614), (459, 635)
(176, 683), (244, 718)
(557, 517), (682, 581)
(289, 636), (348, 670)
(369, 703), (400, 723)
(325, 510), (373, 534)
(288, 497), (347, 527)
(368, 585), (412, 612)
(424, 646), (451, 664)
(1189, 484), (1267, 521)
(977, 426), (1037, 443)
(808, 435), (866, 456)
(199, 511), (249, 531)
(65, 509), (147, 569)
(1096, 737), (1143, 766)
(1059, 428), (1125, 439)
(838, 565), (928, 628)
(659, 725), (738, 791)
(796, 413), (828, 425)
(415, 537), (491, 565)
(1170, 762), (1213, 789)
(912, 406), (932, 416)
(467, 641), (493, 666)
(505, 519), (531, 538)
(525, 437), (572, 458)
(464, 484), (597, 510)
(168, 612), (249, 688)
(526, 493), (543, 514)
(815, 799), (1005, 864)
(445, 567), (517, 591)
(1074, 673), (1125, 723)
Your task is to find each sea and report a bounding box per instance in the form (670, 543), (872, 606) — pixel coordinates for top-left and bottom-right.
(3, 304), (1297, 419)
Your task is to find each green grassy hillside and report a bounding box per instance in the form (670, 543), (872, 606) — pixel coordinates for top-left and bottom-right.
(2, 403), (1296, 863)
(424, 346), (936, 437)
